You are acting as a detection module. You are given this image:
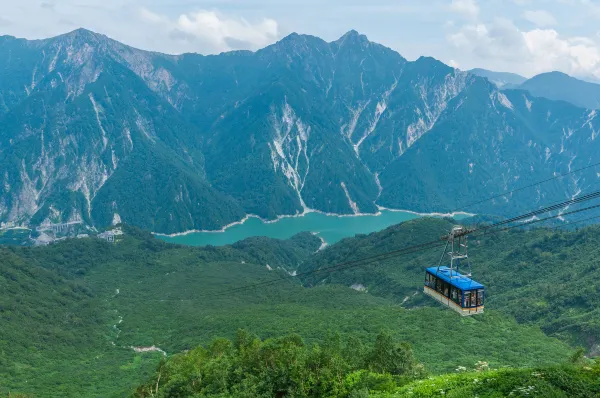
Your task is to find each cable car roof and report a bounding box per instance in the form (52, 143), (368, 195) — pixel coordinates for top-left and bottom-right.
(426, 266), (484, 291)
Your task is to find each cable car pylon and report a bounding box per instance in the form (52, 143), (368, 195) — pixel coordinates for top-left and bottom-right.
(424, 225), (485, 316)
(438, 226), (474, 277)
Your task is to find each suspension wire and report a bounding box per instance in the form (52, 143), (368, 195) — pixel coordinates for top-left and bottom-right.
(472, 190), (600, 234)
(166, 193), (600, 300)
(151, 161), (600, 301)
(455, 161), (600, 211)
(554, 214), (600, 230)
(473, 203), (600, 239)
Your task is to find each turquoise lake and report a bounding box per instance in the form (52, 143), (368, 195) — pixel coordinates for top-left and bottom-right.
(158, 210), (452, 247)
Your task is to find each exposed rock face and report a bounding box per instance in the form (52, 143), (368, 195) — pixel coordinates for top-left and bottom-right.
(2, 29), (600, 233)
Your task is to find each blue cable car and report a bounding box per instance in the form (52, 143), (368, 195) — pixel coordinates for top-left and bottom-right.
(423, 266), (484, 316)
(423, 226), (485, 316)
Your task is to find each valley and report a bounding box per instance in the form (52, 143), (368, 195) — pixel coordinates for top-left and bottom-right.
(3, 219), (600, 396)
(2, 15), (600, 398)
(157, 209), (467, 247)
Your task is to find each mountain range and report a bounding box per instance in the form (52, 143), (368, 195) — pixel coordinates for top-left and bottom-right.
(471, 68), (600, 110)
(468, 68), (527, 88)
(518, 71), (600, 110)
(2, 29), (600, 233)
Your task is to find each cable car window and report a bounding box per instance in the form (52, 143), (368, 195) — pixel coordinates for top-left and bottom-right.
(477, 289), (484, 306)
(426, 273), (434, 287)
(451, 287), (459, 303)
(463, 291), (470, 308)
(443, 283), (449, 298)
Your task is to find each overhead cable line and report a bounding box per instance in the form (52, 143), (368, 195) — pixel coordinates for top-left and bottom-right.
(180, 191), (600, 299)
(456, 161), (600, 211)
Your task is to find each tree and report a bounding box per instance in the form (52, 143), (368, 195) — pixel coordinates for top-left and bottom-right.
(366, 331), (422, 376)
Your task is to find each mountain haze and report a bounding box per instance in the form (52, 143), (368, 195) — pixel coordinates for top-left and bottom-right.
(472, 68), (600, 110)
(517, 71), (600, 110)
(469, 68), (527, 88)
(2, 29), (600, 233)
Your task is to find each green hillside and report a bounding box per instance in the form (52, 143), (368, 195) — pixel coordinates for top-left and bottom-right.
(132, 331), (600, 398)
(1, 222), (583, 397)
(384, 365), (600, 397)
(299, 217), (600, 351)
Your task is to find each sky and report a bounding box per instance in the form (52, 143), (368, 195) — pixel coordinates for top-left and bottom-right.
(3, 0), (600, 80)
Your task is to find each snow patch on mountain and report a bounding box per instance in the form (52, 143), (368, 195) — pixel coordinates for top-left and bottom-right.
(123, 127), (134, 150)
(25, 66), (37, 96)
(353, 80), (397, 154)
(88, 93), (108, 151)
(49, 46), (61, 72)
(68, 157), (112, 218)
(584, 110), (598, 140)
(8, 160), (41, 221)
(497, 92), (514, 110)
(524, 95), (533, 112)
(340, 182), (359, 214)
(341, 101), (370, 142)
(269, 101), (312, 212)
(406, 71), (470, 148)
(397, 139), (405, 156)
(563, 127), (575, 140)
(135, 110), (156, 142)
(374, 172), (383, 199)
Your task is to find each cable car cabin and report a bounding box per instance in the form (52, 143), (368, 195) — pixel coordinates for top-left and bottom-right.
(423, 266), (484, 316)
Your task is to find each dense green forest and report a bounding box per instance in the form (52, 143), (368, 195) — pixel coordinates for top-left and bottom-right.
(299, 217), (600, 351)
(133, 330), (425, 397)
(134, 330), (600, 397)
(3, 219), (600, 396)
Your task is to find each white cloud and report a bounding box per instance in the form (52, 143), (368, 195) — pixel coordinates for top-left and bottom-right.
(139, 8), (165, 24)
(523, 29), (600, 77)
(448, 19), (529, 61)
(450, 0), (479, 19)
(139, 8), (279, 53)
(523, 10), (557, 27)
(448, 18), (600, 80)
(176, 11), (278, 51)
(448, 59), (460, 68)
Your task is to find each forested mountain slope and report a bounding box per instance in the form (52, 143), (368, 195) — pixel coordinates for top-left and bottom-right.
(1, 223), (579, 397)
(132, 330), (600, 398)
(516, 71), (600, 110)
(469, 68), (527, 88)
(2, 29), (600, 232)
(132, 333), (600, 398)
(299, 217), (600, 352)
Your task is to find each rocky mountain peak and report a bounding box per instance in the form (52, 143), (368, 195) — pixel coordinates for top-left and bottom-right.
(333, 29), (371, 48)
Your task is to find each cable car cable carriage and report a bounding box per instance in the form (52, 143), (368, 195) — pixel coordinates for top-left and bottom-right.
(423, 226), (485, 316)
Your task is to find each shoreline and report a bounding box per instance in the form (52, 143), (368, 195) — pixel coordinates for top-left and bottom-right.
(154, 206), (476, 238)
(312, 232), (329, 252)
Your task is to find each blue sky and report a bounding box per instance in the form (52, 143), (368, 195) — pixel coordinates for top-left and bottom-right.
(3, 0), (600, 80)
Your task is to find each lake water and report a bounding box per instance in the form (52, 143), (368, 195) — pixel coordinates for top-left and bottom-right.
(158, 210), (431, 247)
